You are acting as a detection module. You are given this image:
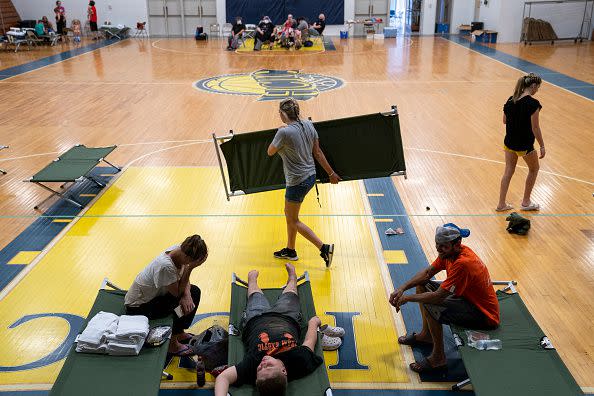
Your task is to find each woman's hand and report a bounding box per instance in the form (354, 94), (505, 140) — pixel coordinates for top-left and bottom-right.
(308, 316), (322, 328)
(539, 146), (546, 159)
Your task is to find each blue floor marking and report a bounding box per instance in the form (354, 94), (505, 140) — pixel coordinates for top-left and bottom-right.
(364, 178), (467, 383)
(443, 34), (594, 101)
(0, 167), (118, 291)
(0, 38), (123, 81)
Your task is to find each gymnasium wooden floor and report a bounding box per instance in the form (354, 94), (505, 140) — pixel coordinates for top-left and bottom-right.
(0, 36), (592, 394)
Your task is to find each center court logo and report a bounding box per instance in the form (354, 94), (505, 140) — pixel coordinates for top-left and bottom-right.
(194, 69), (343, 101)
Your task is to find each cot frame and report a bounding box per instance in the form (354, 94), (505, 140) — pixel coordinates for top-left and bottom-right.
(212, 106), (406, 201)
(26, 145), (120, 210)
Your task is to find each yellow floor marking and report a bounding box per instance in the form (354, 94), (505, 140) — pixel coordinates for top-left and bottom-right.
(79, 193), (97, 197)
(52, 219), (72, 223)
(7, 251), (41, 265)
(374, 218), (393, 223)
(366, 193), (384, 197)
(0, 167), (407, 386)
(383, 250), (408, 264)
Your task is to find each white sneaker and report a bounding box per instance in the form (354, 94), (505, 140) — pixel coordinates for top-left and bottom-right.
(319, 324), (345, 337)
(321, 334), (342, 351)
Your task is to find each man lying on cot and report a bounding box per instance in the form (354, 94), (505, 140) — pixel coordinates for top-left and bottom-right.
(124, 234), (208, 356)
(215, 263), (323, 396)
(389, 224), (500, 373)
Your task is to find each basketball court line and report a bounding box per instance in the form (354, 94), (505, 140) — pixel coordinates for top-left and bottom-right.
(442, 35), (594, 103)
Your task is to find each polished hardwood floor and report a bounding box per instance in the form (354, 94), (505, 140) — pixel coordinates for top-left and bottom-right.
(0, 36), (593, 388)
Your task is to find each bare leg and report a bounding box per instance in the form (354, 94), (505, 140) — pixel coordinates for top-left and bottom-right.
(247, 270), (262, 297)
(397, 284), (433, 344)
(285, 200), (323, 250)
(424, 312), (446, 366)
(521, 150), (540, 207)
(497, 150), (518, 210)
(283, 263), (298, 295)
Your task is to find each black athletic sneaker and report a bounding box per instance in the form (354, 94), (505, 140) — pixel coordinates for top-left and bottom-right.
(320, 244), (334, 267)
(273, 247), (298, 261)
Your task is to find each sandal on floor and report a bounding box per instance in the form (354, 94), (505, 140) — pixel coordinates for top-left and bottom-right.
(319, 324), (345, 338)
(495, 204), (514, 212)
(520, 202), (540, 211)
(409, 358), (447, 374)
(170, 345), (194, 356)
(398, 332), (433, 347)
(321, 334), (342, 351)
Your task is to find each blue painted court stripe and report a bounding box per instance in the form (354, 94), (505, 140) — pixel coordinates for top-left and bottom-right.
(443, 34), (594, 101)
(0, 167), (118, 292)
(363, 177), (467, 383)
(0, 39), (123, 81)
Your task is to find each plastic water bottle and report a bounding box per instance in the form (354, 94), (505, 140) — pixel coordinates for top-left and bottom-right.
(474, 339), (502, 350)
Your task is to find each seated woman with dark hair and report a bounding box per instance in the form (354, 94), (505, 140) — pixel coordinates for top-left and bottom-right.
(124, 234), (208, 356)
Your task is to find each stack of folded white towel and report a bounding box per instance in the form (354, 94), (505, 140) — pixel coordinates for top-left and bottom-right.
(75, 312), (150, 356)
(106, 315), (149, 356)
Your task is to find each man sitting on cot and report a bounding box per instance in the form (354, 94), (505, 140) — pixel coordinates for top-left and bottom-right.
(389, 224), (500, 373)
(215, 263), (323, 396)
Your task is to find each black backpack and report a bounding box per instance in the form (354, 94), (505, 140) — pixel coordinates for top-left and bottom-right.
(188, 325), (228, 371)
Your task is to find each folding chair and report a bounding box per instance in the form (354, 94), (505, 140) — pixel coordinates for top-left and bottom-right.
(209, 23), (220, 38)
(0, 145), (7, 175)
(134, 22), (148, 38)
(25, 30), (44, 46)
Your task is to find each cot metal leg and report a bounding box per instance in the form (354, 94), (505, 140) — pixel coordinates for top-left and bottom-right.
(452, 378), (471, 391)
(102, 159), (121, 172)
(162, 370), (173, 380)
(212, 132), (232, 201)
(86, 176), (105, 188)
(31, 181), (84, 209)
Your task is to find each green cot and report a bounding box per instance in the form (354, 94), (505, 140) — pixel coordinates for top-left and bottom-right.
(27, 144), (120, 209)
(228, 272), (333, 396)
(450, 282), (584, 395)
(49, 279), (173, 396)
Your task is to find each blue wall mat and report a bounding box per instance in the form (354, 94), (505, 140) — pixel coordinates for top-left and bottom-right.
(225, 0), (344, 25)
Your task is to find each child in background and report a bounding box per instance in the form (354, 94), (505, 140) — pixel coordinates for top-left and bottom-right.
(72, 19), (82, 45)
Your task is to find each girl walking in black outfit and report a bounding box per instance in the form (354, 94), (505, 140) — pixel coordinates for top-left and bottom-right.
(497, 73), (545, 212)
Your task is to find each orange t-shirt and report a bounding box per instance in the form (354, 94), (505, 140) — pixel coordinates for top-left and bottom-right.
(431, 245), (500, 326)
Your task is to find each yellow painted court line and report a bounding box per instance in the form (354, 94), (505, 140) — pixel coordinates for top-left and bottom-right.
(374, 218), (393, 223)
(7, 251), (41, 265)
(383, 250), (408, 264)
(79, 193), (97, 197)
(367, 193), (384, 197)
(52, 219), (72, 223)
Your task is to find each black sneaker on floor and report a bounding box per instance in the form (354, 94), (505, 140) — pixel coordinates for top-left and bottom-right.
(273, 247), (298, 261)
(320, 244), (334, 267)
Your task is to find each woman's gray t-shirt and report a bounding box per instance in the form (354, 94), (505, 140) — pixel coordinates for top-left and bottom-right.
(271, 119), (318, 186)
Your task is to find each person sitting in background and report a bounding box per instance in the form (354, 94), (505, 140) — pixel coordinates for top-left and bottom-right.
(309, 14), (326, 36)
(295, 17), (309, 47)
(227, 16), (246, 50)
(279, 15), (297, 49)
(41, 16), (54, 33)
(35, 19), (46, 36)
(124, 235), (208, 356)
(71, 19), (82, 44)
(254, 15), (275, 51)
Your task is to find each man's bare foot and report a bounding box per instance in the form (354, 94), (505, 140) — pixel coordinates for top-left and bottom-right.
(248, 270), (259, 280)
(285, 262), (297, 278)
(426, 354), (447, 368)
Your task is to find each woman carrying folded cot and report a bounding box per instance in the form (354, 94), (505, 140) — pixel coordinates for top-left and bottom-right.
(124, 234), (208, 356)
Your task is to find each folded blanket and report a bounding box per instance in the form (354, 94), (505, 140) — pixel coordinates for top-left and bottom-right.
(115, 315), (149, 339)
(77, 312), (119, 347)
(106, 339), (144, 356)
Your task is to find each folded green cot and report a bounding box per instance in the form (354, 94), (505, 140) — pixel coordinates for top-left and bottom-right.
(27, 144), (120, 209)
(49, 279), (173, 396)
(450, 282), (583, 395)
(228, 272), (333, 396)
(213, 106), (405, 200)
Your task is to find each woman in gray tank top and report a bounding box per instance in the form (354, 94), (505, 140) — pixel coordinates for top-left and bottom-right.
(267, 98), (341, 267)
